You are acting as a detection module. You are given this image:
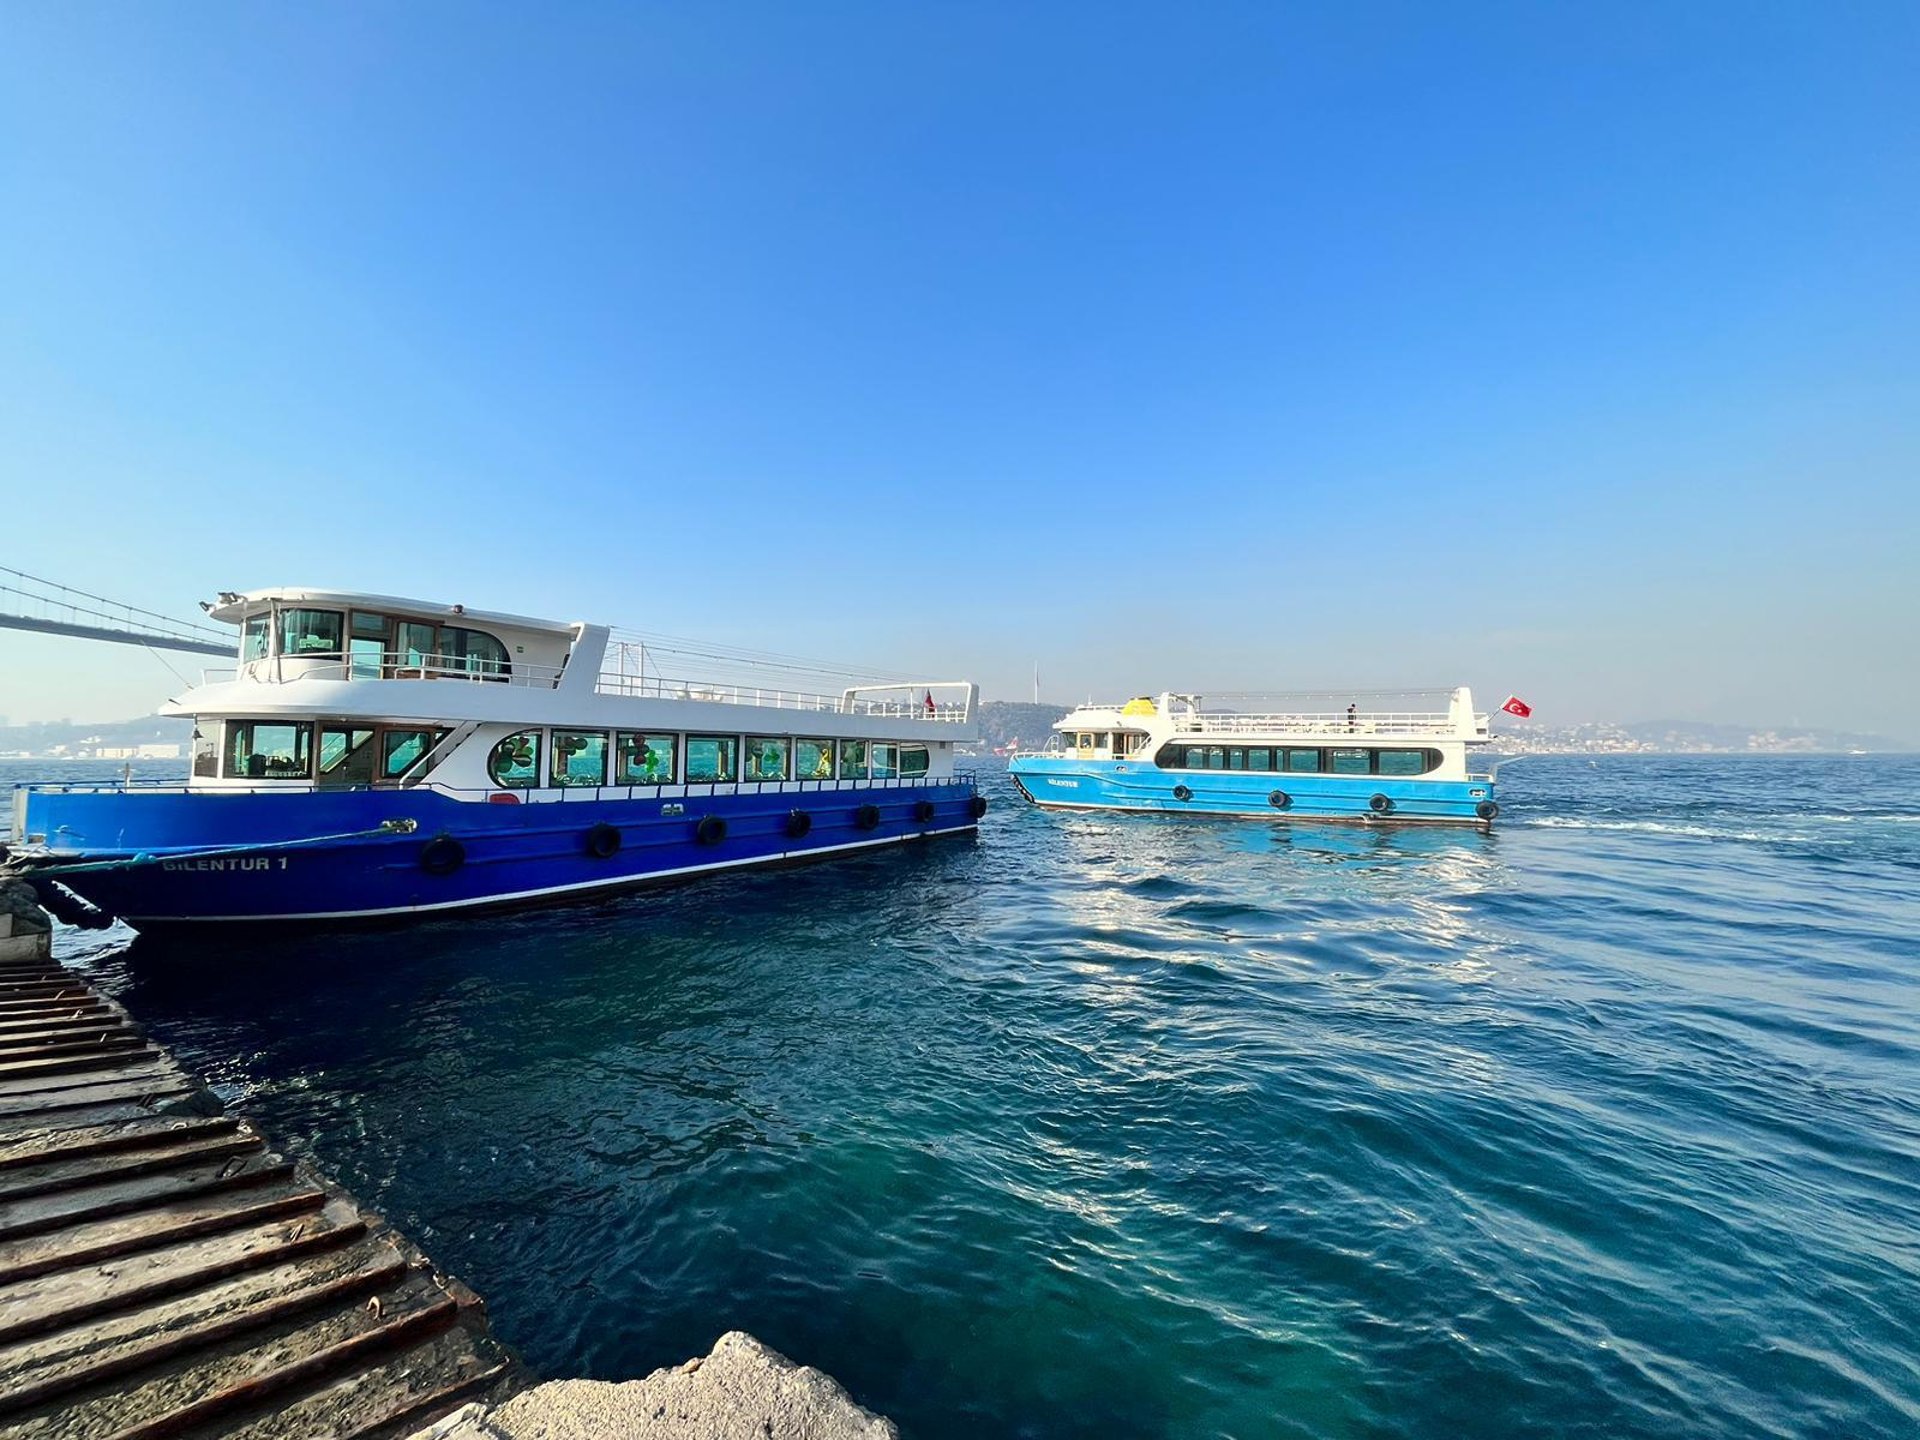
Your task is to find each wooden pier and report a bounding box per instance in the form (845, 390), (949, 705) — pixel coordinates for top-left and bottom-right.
(0, 939), (517, 1439)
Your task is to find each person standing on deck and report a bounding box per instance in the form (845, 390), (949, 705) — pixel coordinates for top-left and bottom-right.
(1347, 703), (1357, 731)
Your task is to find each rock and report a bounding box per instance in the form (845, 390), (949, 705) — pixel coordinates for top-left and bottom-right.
(0, 877), (52, 934)
(419, 1333), (896, 1440)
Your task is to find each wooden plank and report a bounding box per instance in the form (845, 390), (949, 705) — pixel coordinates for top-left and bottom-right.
(0, 1001), (114, 1024)
(0, 1116), (237, 1173)
(0, 1046), (164, 1084)
(0, 1235), (406, 1414)
(0, 1081), (199, 1124)
(0, 1152), (300, 1247)
(225, 1332), (513, 1440)
(0, 1019), (128, 1047)
(0, 1177), (326, 1286)
(0, 996), (107, 1017)
(0, 1058), (183, 1099)
(0, 1195), (367, 1343)
(0, 1131), (263, 1205)
(17, 1272), (458, 1440)
(0, 1033), (148, 1063)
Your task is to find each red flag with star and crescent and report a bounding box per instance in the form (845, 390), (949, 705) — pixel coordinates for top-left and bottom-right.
(925, 690), (936, 715)
(1501, 695), (1533, 718)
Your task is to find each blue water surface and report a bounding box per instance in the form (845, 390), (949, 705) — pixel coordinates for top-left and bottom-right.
(17, 755), (1920, 1439)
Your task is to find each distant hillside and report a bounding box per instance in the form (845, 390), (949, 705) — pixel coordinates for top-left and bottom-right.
(977, 701), (1062, 750)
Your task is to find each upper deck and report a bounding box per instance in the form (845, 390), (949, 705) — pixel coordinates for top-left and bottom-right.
(1047, 688), (1491, 748)
(180, 588), (977, 727)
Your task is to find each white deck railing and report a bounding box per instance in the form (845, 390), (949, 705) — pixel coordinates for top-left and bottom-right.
(1174, 710), (1487, 740)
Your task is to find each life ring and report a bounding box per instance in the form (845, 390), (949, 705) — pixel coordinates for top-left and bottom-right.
(1476, 800), (1500, 821)
(583, 823), (622, 859)
(1368, 794), (1394, 815)
(1172, 785), (1193, 802)
(913, 800), (936, 824)
(968, 795), (989, 819)
(785, 809), (812, 839)
(420, 835), (466, 875)
(695, 815), (727, 846)
(854, 803), (881, 831)
(1268, 790), (1291, 810)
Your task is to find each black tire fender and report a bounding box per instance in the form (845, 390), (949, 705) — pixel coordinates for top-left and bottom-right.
(1476, 800), (1500, 821)
(584, 822), (622, 859)
(785, 809), (812, 839)
(1172, 784), (1193, 802)
(913, 800), (936, 824)
(695, 815), (728, 846)
(420, 835), (466, 876)
(1368, 793), (1394, 815)
(1268, 790), (1291, 810)
(854, 803), (882, 831)
(968, 795), (989, 819)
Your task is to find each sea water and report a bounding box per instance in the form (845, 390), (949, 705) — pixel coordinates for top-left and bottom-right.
(16, 755), (1920, 1439)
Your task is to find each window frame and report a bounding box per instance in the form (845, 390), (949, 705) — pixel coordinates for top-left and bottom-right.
(795, 738), (837, 781)
(488, 729), (543, 789)
(223, 720), (315, 781)
(550, 730), (610, 788)
(684, 734), (739, 785)
(278, 608), (345, 660)
(614, 732), (677, 786)
(744, 736), (791, 783)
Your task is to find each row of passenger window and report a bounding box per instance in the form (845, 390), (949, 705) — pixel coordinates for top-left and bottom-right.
(1155, 744), (1442, 777)
(242, 608), (512, 679)
(488, 730), (933, 789)
(195, 720), (446, 783)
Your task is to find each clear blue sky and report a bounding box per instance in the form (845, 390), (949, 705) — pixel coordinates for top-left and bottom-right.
(2, 3), (1915, 736)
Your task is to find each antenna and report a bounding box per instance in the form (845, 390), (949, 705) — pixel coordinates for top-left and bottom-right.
(1032, 662), (1039, 705)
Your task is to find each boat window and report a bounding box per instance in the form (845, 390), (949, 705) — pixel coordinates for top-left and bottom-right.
(382, 729), (443, 780)
(1154, 743), (1187, 769)
(279, 609), (344, 658)
(1330, 747), (1370, 775)
(192, 726), (219, 778)
(685, 736), (737, 783)
(226, 721), (313, 780)
(1226, 747), (1247, 771)
(839, 739), (869, 780)
(489, 731), (542, 788)
(1285, 749), (1323, 773)
(396, 621), (439, 673)
(615, 732), (676, 785)
(901, 744), (930, 777)
(1247, 747), (1273, 770)
(240, 615), (271, 662)
(1376, 749), (1442, 777)
(551, 731), (609, 787)
(744, 737), (790, 782)
(872, 743), (900, 780)
(1202, 746), (1226, 770)
(442, 626), (510, 679)
(795, 738), (836, 780)
(349, 613), (390, 679)
(318, 727), (377, 787)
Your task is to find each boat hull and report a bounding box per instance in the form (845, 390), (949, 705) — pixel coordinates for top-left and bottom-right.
(1007, 756), (1495, 825)
(16, 781), (981, 926)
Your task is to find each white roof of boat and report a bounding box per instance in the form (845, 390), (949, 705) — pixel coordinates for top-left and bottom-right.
(206, 588), (579, 635)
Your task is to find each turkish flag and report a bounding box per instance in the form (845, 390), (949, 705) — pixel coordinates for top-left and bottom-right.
(924, 690), (936, 715)
(1501, 696), (1533, 718)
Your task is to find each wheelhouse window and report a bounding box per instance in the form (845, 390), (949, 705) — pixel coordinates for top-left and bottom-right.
(1330, 748), (1370, 775)
(192, 726), (218, 778)
(348, 612), (389, 679)
(279, 609), (344, 658)
(685, 735), (737, 783)
(901, 744), (930, 777)
(872, 743), (899, 780)
(795, 738), (835, 780)
(225, 721), (312, 780)
(489, 731), (541, 788)
(396, 621), (439, 673)
(318, 727), (376, 787)
(839, 739), (868, 781)
(551, 731), (609, 788)
(240, 615), (271, 663)
(442, 626), (510, 678)
(615, 733), (676, 785)
(744, 737), (790, 782)
(381, 729), (444, 781)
